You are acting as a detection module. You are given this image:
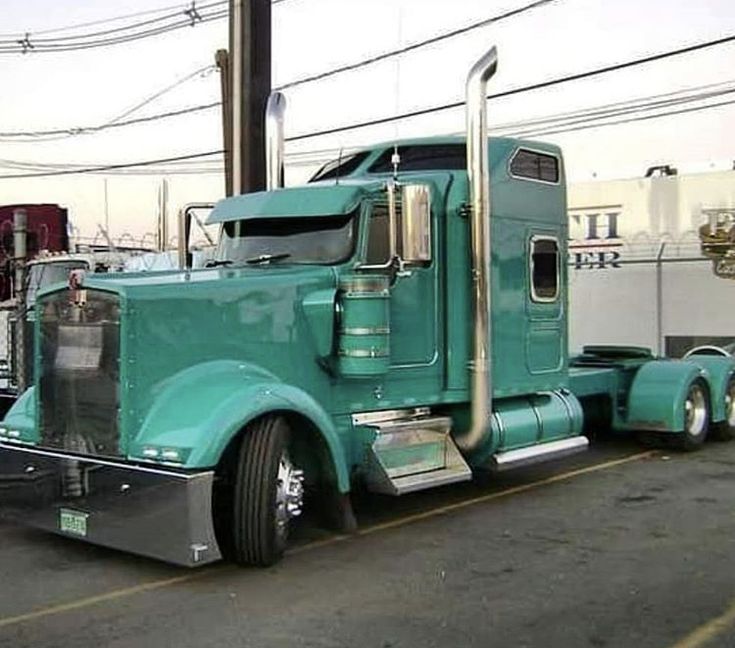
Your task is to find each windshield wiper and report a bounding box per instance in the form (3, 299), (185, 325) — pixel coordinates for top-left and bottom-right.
(204, 259), (234, 268)
(245, 253), (292, 265)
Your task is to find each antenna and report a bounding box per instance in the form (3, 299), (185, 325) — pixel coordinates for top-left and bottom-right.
(335, 147), (343, 186)
(391, 5), (402, 183)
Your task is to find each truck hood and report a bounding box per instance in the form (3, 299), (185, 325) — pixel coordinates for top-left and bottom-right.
(37, 263), (338, 301)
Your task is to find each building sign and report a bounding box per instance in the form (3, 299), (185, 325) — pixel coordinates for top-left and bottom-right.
(699, 208), (735, 280)
(568, 205), (623, 270)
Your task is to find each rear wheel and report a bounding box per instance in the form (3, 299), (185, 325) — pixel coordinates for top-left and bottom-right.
(231, 415), (305, 566)
(675, 379), (710, 451)
(711, 377), (735, 442)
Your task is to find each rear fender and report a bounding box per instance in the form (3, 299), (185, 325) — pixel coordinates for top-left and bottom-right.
(684, 356), (735, 423)
(625, 360), (707, 432)
(130, 360), (350, 492)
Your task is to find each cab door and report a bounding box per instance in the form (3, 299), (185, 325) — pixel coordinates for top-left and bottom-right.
(363, 202), (438, 367)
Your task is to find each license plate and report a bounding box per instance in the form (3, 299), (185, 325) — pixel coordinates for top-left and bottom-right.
(59, 508), (89, 537)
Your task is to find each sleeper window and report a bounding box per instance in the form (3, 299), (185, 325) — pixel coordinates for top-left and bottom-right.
(530, 237), (559, 302)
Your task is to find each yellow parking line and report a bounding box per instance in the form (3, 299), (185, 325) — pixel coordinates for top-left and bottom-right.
(0, 450), (654, 630)
(669, 597), (735, 648)
(0, 568), (223, 630)
(291, 450), (655, 552)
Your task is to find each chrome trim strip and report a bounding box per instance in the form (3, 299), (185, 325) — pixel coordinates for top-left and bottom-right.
(340, 326), (390, 335)
(338, 349), (390, 358)
(0, 443), (210, 480)
(352, 407), (431, 426)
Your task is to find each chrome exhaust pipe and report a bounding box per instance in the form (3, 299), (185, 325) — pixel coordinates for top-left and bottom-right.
(265, 91), (287, 190)
(456, 46), (498, 452)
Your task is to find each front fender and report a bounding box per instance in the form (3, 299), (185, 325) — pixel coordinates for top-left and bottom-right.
(130, 360), (350, 492)
(685, 356), (735, 423)
(1, 386), (37, 440)
(626, 360), (707, 432)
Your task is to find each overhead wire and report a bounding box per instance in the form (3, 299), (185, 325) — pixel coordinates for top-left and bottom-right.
(0, 1), (227, 46)
(278, 0), (559, 90)
(2, 14), (733, 177)
(107, 64), (217, 125)
(285, 32), (735, 141)
(0, 151), (222, 179)
(0, 103), (220, 143)
(6, 30), (734, 144)
(0, 10), (228, 53)
(0, 2), (207, 38)
(0, 0), (289, 52)
(4, 87), (735, 179)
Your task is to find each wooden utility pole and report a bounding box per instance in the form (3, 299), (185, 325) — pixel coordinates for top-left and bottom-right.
(215, 49), (233, 196)
(229, 0), (271, 196)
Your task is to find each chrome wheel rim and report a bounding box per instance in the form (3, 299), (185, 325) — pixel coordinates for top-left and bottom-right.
(275, 450), (304, 542)
(685, 384), (708, 437)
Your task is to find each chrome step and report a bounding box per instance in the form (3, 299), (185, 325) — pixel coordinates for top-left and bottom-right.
(363, 414), (472, 496)
(490, 436), (589, 472)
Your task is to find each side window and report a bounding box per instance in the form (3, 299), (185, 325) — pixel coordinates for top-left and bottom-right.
(365, 204), (391, 265)
(510, 149), (559, 184)
(530, 236), (559, 302)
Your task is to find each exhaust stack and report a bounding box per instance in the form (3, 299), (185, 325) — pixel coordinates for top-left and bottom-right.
(456, 46), (498, 452)
(265, 92), (287, 190)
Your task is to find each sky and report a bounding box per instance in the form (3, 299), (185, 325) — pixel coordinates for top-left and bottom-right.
(0, 0), (734, 241)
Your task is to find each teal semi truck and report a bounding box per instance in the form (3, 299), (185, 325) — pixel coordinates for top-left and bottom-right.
(0, 48), (734, 567)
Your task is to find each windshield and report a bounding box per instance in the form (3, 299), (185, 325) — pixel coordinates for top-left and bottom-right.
(27, 260), (88, 305)
(216, 214), (357, 266)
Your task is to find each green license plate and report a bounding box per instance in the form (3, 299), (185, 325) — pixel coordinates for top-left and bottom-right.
(59, 508), (89, 537)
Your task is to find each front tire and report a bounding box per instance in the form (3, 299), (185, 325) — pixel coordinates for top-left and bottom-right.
(231, 416), (304, 566)
(711, 376), (735, 442)
(675, 379), (710, 451)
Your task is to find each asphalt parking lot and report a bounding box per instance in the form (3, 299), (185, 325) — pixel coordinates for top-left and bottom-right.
(2, 435), (735, 648)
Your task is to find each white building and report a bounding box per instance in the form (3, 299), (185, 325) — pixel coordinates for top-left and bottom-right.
(567, 168), (735, 357)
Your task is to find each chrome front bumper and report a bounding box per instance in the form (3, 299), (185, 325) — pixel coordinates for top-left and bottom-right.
(0, 443), (222, 567)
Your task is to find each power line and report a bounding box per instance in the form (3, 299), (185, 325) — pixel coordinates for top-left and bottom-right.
(0, 151), (222, 179)
(515, 96), (735, 139)
(0, 0), (290, 52)
(0, 1), (226, 45)
(286, 32), (735, 141)
(0, 11), (227, 53)
(0, 3), (195, 39)
(278, 0), (559, 90)
(5, 92), (735, 179)
(11, 27), (731, 142)
(493, 81), (735, 136)
(107, 64), (217, 125)
(0, 1), (559, 138)
(4, 32), (735, 175)
(0, 102), (220, 141)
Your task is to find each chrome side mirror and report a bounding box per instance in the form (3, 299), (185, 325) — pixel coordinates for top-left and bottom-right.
(177, 207), (193, 270)
(177, 203), (216, 269)
(400, 184), (431, 264)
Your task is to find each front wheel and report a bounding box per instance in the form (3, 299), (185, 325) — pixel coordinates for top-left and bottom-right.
(231, 416), (305, 566)
(675, 379), (710, 451)
(711, 377), (735, 442)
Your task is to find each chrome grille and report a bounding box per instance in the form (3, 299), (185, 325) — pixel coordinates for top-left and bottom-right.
(39, 290), (121, 456)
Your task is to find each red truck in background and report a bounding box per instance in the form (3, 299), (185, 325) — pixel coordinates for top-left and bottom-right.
(0, 204), (69, 300)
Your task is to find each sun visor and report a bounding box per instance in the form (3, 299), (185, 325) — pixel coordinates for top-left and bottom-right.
(207, 184), (370, 224)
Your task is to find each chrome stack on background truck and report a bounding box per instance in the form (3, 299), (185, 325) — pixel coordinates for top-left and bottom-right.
(0, 47), (733, 567)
